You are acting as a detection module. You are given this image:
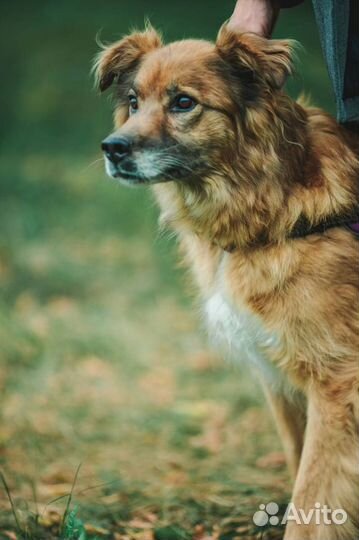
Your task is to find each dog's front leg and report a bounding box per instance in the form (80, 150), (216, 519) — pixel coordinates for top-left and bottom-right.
(283, 382), (359, 540)
(262, 382), (306, 480)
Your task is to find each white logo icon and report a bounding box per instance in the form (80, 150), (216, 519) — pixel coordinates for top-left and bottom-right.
(253, 502), (280, 527)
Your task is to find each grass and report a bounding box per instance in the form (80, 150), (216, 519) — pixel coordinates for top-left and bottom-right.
(0, 1), (333, 538)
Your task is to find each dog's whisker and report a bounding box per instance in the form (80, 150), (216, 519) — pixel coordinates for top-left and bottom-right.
(81, 157), (104, 174)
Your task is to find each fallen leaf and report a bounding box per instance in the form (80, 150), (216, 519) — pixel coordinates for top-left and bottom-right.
(38, 510), (62, 529)
(127, 518), (154, 530)
(3, 532), (17, 540)
(194, 524), (218, 540)
(37, 482), (73, 499)
(137, 532), (154, 540)
(101, 493), (120, 504)
(235, 525), (251, 534)
(189, 351), (220, 372)
(256, 452), (286, 469)
(84, 523), (109, 535)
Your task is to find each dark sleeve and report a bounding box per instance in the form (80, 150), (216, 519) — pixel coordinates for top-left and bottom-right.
(279, 0), (304, 7)
(343, 0), (359, 100)
(312, 0), (359, 122)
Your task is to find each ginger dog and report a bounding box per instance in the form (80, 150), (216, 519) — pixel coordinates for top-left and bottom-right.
(95, 25), (359, 540)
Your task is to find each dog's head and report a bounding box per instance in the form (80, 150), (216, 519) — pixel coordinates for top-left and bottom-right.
(95, 25), (294, 185)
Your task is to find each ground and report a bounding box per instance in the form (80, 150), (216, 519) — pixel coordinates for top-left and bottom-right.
(0, 160), (290, 538)
(0, 1), (333, 539)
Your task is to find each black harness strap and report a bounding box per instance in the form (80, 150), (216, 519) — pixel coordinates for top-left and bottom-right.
(289, 210), (359, 239)
(221, 209), (359, 253)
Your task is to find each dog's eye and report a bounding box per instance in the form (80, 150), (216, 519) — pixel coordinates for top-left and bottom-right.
(172, 95), (197, 112)
(129, 95), (138, 113)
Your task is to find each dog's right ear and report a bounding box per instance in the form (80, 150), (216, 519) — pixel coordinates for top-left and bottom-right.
(94, 28), (162, 92)
(216, 25), (294, 91)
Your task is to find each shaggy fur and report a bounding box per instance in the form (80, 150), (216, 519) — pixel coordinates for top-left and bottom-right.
(96, 25), (359, 540)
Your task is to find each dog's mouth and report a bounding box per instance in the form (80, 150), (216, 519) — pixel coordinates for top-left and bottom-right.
(105, 158), (148, 184)
(105, 158), (186, 185)
(103, 145), (205, 185)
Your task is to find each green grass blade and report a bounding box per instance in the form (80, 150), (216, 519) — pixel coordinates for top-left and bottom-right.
(0, 470), (23, 534)
(60, 463), (82, 537)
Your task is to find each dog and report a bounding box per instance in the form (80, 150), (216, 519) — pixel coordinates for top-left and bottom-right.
(95, 24), (359, 540)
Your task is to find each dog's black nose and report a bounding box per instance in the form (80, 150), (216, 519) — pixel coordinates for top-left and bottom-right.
(101, 136), (132, 164)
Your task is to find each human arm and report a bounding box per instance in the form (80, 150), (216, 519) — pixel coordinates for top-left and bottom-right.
(228, 0), (304, 37)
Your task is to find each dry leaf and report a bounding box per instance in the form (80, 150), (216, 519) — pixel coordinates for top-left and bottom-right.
(137, 531), (154, 540)
(236, 525), (251, 534)
(3, 532), (17, 540)
(189, 351), (219, 372)
(138, 367), (176, 407)
(38, 510), (62, 528)
(37, 482), (73, 499)
(127, 518), (154, 530)
(84, 523), (109, 535)
(256, 452), (286, 469)
(101, 493), (120, 504)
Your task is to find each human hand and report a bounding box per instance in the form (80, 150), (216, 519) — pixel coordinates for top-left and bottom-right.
(228, 0), (280, 37)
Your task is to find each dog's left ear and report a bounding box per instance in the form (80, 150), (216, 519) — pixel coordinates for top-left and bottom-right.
(94, 27), (162, 92)
(216, 25), (294, 90)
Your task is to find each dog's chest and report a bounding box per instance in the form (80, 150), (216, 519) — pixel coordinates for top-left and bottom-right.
(205, 289), (283, 385)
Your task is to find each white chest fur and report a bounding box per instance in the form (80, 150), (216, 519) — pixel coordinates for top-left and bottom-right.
(205, 290), (285, 388)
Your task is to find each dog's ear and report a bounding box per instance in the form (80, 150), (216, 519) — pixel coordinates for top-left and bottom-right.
(94, 27), (162, 92)
(216, 25), (294, 91)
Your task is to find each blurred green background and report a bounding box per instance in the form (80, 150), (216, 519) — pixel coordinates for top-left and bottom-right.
(0, 1), (334, 538)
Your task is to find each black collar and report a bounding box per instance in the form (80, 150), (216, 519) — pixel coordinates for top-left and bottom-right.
(221, 210), (359, 253)
(289, 211), (359, 239)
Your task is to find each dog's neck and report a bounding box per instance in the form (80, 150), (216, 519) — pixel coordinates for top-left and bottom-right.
(154, 99), (359, 251)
